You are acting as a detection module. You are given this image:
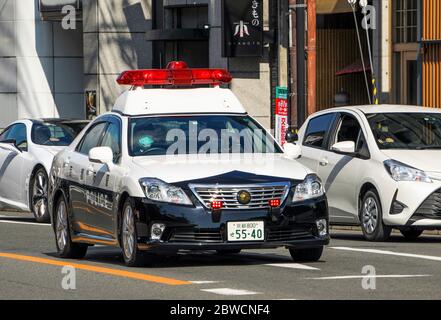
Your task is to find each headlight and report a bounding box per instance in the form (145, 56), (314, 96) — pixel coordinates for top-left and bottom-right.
(384, 160), (432, 183)
(139, 178), (193, 205)
(293, 174), (325, 202)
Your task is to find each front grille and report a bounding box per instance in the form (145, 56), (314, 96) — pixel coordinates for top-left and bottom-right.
(169, 229), (223, 243)
(414, 189), (441, 219)
(267, 227), (313, 241)
(190, 183), (290, 210)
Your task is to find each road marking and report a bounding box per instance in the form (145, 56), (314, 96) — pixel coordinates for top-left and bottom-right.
(0, 253), (191, 286)
(309, 275), (431, 280)
(201, 288), (260, 296)
(191, 281), (221, 284)
(331, 247), (441, 262)
(266, 263), (320, 270)
(0, 220), (50, 227)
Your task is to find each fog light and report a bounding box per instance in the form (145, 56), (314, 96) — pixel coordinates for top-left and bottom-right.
(151, 223), (166, 241)
(316, 219), (328, 237)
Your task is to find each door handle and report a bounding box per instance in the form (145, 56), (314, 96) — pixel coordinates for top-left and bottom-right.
(319, 158), (329, 167)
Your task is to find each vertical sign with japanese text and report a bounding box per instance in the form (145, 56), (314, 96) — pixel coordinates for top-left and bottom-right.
(222, 0), (263, 57)
(275, 87), (289, 146)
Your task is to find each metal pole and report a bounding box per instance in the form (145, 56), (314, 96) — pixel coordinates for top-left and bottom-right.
(351, 3), (372, 105)
(297, 0), (306, 126)
(362, 5), (378, 104)
(306, 0), (317, 116)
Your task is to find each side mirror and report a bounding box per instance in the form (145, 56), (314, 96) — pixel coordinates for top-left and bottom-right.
(331, 141), (356, 155)
(0, 139), (21, 153)
(89, 147), (114, 165)
(284, 143), (302, 160)
(285, 129), (299, 144)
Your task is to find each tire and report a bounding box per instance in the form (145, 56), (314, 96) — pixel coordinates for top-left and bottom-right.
(289, 247), (323, 262)
(360, 190), (392, 242)
(54, 195), (87, 259)
(400, 229), (424, 240)
(30, 167), (50, 223)
(121, 198), (145, 267)
(216, 249), (242, 255)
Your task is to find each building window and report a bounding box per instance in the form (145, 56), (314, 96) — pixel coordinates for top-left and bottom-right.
(394, 0), (418, 43)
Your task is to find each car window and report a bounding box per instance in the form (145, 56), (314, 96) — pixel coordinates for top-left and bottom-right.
(334, 114), (368, 154)
(32, 122), (79, 146)
(77, 122), (107, 156)
(101, 122), (121, 163)
(0, 127), (11, 141)
(303, 113), (335, 149)
(5, 124), (28, 151)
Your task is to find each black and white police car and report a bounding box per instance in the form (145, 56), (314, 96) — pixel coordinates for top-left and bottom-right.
(49, 61), (330, 267)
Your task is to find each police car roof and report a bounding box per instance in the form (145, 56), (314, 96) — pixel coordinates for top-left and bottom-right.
(112, 87), (248, 116)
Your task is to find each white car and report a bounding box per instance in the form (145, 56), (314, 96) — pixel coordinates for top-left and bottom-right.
(294, 105), (441, 241)
(0, 119), (88, 222)
(48, 61), (330, 267)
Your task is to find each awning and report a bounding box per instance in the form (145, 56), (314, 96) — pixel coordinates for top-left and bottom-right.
(39, 0), (82, 20)
(317, 0), (353, 14)
(336, 60), (371, 76)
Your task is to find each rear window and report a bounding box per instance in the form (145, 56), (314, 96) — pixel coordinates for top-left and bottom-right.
(303, 113), (336, 149)
(31, 122), (84, 146)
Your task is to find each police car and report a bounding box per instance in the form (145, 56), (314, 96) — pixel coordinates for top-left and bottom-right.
(49, 61), (329, 267)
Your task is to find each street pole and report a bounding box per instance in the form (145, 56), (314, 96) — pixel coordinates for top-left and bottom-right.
(306, 0), (317, 116)
(296, 0), (306, 127)
(289, 0), (298, 126)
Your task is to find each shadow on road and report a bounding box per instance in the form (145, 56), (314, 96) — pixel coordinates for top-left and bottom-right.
(43, 248), (326, 269)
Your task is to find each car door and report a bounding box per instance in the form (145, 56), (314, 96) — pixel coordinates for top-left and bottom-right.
(316, 112), (371, 224)
(298, 113), (338, 173)
(85, 116), (122, 238)
(0, 123), (28, 209)
(68, 121), (108, 235)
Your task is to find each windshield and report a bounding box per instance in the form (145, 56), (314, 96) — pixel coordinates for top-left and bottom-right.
(366, 113), (441, 150)
(32, 122), (86, 146)
(129, 115), (282, 156)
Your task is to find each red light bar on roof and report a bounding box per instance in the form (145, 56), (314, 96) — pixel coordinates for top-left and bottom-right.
(116, 61), (232, 87)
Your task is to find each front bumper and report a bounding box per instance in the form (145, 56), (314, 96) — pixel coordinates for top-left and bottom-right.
(132, 196), (330, 252)
(383, 180), (441, 228)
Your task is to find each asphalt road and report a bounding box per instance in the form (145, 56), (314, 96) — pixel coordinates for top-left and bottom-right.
(1, 211), (441, 300)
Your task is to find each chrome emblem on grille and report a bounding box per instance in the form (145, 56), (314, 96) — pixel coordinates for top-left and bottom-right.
(237, 190), (252, 205)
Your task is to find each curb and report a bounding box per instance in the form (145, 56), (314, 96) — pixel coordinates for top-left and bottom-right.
(330, 226), (441, 236)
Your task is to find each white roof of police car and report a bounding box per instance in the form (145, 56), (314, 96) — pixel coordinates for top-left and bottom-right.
(310, 105), (441, 117)
(112, 87), (247, 116)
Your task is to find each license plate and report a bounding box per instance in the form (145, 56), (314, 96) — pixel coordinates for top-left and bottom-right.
(227, 221), (265, 242)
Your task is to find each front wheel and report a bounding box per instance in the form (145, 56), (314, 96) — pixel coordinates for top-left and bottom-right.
(121, 199), (145, 267)
(360, 190), (392, 242)
(289, 247), (323, 262)
(55, 196), (87, 259)
(30, 168), (50, 223)
(400, 229), (424, 240)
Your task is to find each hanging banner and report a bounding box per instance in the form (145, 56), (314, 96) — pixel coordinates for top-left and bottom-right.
(275, 87), (289, 146)
(222, 0), (263, 57)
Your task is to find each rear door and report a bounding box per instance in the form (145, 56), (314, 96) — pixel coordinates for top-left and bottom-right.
(316, 112), (370, 224)
(298, 113), (338, 173)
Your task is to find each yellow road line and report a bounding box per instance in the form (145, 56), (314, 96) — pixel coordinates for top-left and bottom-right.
(0, 253), (191, 286)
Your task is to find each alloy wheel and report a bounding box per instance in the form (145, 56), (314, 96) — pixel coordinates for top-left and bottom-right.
(33, 171), (48, 219)
(56, 200), (68, 251)
(122, 205), (135, 260)
(362, 196), (378, 234)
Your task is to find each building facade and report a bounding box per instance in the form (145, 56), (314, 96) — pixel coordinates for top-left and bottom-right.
(0, 0), (289, 130)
